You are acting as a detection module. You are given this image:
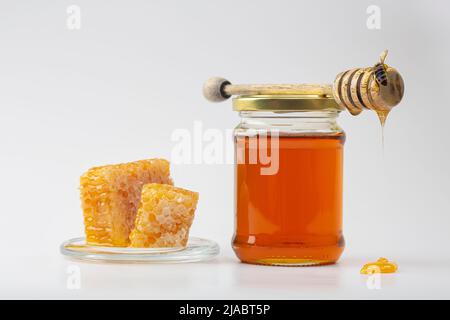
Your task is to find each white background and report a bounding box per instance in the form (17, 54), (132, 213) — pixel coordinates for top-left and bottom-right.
(0, 0), (449, 299)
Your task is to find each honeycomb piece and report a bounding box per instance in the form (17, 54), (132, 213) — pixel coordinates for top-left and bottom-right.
(129, 183), (199, 248)
(80, 159), (173, 247)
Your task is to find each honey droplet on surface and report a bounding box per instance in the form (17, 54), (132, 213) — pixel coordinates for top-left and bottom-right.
(360, 257), (398, 274)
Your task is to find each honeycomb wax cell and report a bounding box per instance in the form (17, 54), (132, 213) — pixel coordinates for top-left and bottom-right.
(80, 159), (173, 247)
(360, 257), (398, 274)
(129, 183), (199, 248)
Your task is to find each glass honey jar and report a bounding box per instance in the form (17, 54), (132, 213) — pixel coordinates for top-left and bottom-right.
(232, 94), (346, 266)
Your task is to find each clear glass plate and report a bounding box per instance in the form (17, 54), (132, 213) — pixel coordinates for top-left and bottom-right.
(60, 237), (220, 263)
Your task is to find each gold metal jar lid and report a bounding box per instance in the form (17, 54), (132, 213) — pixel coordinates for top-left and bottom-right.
(232, 94), (344, 112)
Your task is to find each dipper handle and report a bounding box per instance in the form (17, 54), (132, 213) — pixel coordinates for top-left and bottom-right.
(203, 78), (332, 102)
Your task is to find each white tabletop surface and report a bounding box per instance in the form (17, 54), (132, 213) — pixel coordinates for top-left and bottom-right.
(3, 244), (449, 300)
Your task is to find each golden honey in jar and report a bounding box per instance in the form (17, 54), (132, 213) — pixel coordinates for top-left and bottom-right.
(232, 95), (345, 266)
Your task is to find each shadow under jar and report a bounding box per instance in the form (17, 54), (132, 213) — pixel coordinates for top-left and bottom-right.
(232, 95), (346, 266)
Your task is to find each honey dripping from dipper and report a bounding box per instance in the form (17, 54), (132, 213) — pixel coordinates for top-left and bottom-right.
(373, 50), (390, 127)
(333, 50), (404, 146)
(371, 50), (404, 146)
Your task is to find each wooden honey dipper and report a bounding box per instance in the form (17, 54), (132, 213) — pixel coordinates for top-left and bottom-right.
(203, 50), (404, 121)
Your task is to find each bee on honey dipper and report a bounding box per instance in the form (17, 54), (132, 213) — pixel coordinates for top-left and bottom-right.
(374, 50), (389, 86)
(203, 50), (404, 124)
